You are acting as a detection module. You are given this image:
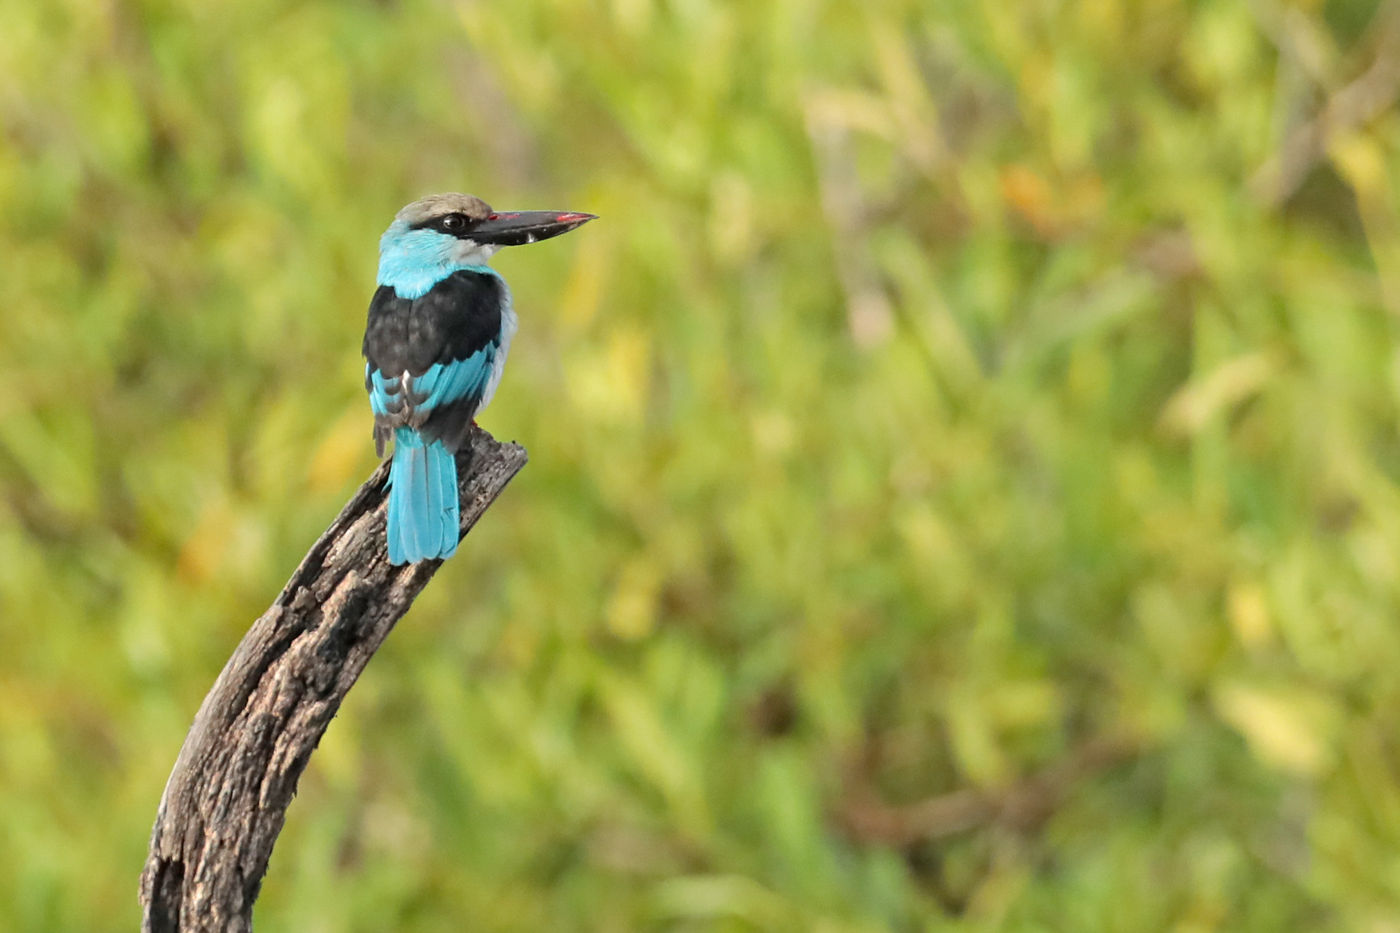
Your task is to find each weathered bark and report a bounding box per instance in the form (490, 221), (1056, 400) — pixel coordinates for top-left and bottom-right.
(139, 427), (527, 933)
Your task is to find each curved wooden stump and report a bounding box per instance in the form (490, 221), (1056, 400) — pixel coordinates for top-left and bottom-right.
(139, 427), (527, 933)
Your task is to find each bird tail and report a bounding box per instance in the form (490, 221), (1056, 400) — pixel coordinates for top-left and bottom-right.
(386, 428), (459, 565)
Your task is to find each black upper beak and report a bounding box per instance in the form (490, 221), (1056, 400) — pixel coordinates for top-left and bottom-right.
(471, 210), (597, 246)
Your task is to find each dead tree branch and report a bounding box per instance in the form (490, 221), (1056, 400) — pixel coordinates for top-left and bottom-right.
(139, 426), (527, 933)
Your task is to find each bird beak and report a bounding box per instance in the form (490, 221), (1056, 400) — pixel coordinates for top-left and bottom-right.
(470, 210), (597, 246)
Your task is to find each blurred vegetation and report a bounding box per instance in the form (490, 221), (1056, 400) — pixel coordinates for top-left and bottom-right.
(3, 0), (1400, 929)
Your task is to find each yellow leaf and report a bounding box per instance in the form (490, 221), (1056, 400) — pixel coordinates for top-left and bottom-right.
(1331, 133), (1389, 201)
(1214, 682), (1338, 776)
(1159, 350), (1278, 437)
(606, 557), (661, 641)
(1227, 580), (1273, 649)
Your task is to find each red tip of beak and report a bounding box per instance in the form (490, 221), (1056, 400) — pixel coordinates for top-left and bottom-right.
(555, 212), (593, 223)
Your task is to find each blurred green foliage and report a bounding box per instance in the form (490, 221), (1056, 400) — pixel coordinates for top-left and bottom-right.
(4, 0), (1400, 929)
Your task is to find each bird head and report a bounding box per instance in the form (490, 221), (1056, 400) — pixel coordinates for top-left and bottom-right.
(378, 192), (595, 297)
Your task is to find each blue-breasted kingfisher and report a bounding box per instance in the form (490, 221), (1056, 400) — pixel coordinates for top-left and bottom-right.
(363, 193), (594, 565)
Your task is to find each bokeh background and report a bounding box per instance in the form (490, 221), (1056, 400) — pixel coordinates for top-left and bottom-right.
(5, 0), (1400, 929)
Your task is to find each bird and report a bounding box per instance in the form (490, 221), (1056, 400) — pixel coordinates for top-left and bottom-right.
(363, 193), (595, 565)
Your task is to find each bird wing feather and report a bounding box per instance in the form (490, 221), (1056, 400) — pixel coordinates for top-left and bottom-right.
(366, 347), (496, 454)
(363, 269), (505, 456)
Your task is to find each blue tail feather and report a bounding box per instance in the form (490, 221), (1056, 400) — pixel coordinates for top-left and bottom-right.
(386, 428), (459, 565)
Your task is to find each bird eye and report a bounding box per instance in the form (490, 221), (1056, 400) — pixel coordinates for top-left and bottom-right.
(440, 213), (467, 232)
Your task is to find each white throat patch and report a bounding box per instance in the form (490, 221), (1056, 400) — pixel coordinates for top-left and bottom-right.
(452, 240), (500, 267)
